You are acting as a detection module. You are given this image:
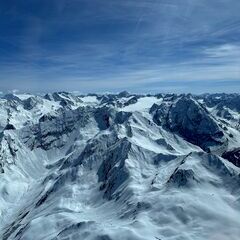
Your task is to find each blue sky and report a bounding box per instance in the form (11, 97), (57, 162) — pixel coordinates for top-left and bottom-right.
(0, 0), (240, 93)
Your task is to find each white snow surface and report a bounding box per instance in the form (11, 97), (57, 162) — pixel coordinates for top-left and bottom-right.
(0, 92), (240, 240)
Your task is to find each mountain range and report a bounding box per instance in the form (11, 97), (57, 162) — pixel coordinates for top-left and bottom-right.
(0, 92), (240, 240)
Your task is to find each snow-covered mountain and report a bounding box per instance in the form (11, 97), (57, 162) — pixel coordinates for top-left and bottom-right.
(0, 92), (240, 240)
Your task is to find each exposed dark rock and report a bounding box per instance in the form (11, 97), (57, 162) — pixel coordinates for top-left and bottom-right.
(168, 169), (196, 187)
(4, 124), (16, 130)
(124, 96), (138, 107)
(118, 91), (130, 98)
(151, 95), (226, 151)
(23, 97), (43, 110)
(222, 148), (240, 167)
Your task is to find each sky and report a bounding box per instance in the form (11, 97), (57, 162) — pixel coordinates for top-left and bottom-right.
(0, 0), (240, 94)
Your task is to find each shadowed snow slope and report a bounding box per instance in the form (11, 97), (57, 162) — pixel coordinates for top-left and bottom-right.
(0, 92), (240, 240)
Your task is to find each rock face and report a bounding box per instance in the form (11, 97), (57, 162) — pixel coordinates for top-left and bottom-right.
(202, 93), (240, 112)
(0, 92), (240, 240)
(151, 95), (226, 151)
(168, 168), (196, 187)
(222, 148), (240, 167)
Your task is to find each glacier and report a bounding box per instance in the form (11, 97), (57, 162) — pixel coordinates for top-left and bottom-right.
(0, 92), (240, 240)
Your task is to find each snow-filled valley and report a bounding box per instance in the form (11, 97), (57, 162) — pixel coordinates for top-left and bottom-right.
(0, 92), (240, 240)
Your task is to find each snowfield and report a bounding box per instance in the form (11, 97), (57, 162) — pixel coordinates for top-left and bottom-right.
(0, 92), (240, 240)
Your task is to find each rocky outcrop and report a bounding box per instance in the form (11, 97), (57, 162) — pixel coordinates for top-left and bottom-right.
(151, 95), (226, 151)
(222, 148), (240, 167)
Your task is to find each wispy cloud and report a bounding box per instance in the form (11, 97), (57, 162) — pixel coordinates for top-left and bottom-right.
(0, 0), (239, 93)
(204, 44), (240, 59)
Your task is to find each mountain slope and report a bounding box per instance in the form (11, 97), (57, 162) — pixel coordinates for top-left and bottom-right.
(0, 92), (240, 240)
